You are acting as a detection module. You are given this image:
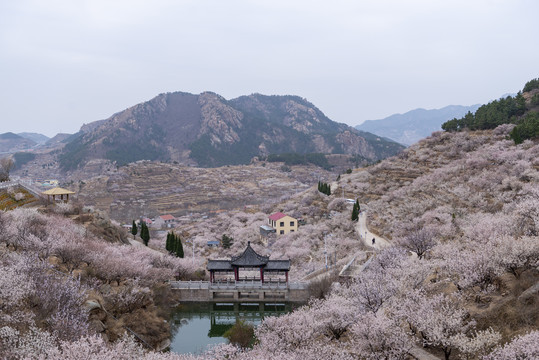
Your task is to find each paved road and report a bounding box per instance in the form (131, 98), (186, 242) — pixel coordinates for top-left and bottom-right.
(356, 208), (391, 249)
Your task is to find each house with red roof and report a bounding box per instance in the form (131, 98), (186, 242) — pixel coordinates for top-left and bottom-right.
(267, 212), (298, 235)
(153, 214), (176, 228)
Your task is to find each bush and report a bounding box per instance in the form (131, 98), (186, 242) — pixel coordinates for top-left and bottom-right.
(223, 319), (255, 348)
(510, 112), (539, 144)
(308, 271), (339, 299)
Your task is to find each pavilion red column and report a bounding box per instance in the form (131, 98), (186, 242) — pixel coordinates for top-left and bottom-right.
(285, 271), (288, 284)
(210, 271), (214, 283)
(260, 267), (264, 283)
(234, 267), (239, 281)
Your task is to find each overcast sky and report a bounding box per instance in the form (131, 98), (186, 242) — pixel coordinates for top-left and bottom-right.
(1, 0), (538, 137)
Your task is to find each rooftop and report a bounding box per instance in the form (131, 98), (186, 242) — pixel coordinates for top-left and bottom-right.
(160, 214), (175, 221)
(207, 241), (290, 271)
(268, 212), (288, 221)
(41, 187), (75, 195)
(231, 241), (269, 266)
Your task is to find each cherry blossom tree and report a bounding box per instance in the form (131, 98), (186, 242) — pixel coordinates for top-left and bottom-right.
(348, 268), (398, 314)
(397, 227), (436, 260)
(484, 331), (539, 360)
(350, 311), (415, 360)
(394, 289), (475, 360)
(450, 328), (501, 360)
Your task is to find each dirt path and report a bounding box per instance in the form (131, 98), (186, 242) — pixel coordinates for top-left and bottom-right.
(355, 206), (391, 249)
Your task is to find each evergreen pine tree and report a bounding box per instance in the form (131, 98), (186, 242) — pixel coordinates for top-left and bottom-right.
(327, 184), (331, 195)
(139, 221), (145, 239)
(222, 234), (233, 249)
(166, 232), (172, 253)
(351, 203), (358, 221)
(131, 220), (138, 239)
(175, 234), (184, 258)
(141, 222), (150, 246)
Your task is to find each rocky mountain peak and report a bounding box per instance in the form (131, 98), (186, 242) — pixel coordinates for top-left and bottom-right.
(198, 92), (243, 145)
(57, 91), (404, 170)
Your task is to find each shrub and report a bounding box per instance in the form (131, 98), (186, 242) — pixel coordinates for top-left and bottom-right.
(223, 319), (255, 348)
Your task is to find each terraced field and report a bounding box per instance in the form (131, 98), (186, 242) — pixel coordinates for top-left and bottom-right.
(0, 187), (38, 210)
(76, 161), (334, 223)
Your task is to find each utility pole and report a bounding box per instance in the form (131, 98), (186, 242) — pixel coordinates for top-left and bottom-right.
(186, 239), (195, 266)
(324, 234), (328, 270)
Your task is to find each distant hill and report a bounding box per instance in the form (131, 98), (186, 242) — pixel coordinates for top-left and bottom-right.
(355, 105), (481, 146)
(45, 133), (73, 147)
(17, 132), (49, 144)
(59, 92), (404, 170)
(0, 132), (37, 153)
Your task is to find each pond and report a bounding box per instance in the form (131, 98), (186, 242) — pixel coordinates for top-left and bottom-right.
(169, 302), (299, 355)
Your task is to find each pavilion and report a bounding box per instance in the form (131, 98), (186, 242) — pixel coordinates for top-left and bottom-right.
(207, 241), (290, 284)
(42, 187), (75, 203)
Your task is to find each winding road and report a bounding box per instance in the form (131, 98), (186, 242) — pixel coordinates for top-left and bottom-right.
(356, 206), (390, 249)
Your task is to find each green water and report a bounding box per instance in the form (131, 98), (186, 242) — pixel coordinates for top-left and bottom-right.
(169, 302), (297, 355)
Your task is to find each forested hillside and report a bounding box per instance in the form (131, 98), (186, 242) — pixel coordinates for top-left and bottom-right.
(442, 78), (539, 144)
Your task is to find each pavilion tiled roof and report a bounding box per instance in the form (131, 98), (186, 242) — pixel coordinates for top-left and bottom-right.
(231, 242), (269, 266)
(265, 260), (290, 271)
(207, 259), (233, 271)
(207, 242), (290, 271)
(160, 214), (175, 221)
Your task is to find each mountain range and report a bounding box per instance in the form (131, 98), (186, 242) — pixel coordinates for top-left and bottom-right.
(355, 104), (481, 145)
(58, 92), (404, 170)
(0, 132), (38, 153)
(17, 132), (50, 144)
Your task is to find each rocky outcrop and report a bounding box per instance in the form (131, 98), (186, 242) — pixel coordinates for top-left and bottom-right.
(58, 91), (404, 170)
(198, 92), (243, 145)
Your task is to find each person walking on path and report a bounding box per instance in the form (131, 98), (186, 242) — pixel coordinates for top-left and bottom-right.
(372, 238), (376, 245)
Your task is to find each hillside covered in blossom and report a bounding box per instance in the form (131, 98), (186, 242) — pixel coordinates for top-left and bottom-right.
(1, 121), (538, 358)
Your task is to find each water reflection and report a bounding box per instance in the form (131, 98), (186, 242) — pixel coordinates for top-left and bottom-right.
(169, 302), (296, 355)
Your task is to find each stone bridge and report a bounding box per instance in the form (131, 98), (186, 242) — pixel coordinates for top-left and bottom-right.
(170, 280), (310, 303)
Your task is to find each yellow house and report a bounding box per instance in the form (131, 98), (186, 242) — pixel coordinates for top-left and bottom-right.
(268, 212), (298, 235)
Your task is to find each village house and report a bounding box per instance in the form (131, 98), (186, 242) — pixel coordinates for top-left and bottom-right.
(207, 240), (220, 248)
(153, 214), (176, 228)
(267, 212), (298, 235)
(138, 217), (153, 227)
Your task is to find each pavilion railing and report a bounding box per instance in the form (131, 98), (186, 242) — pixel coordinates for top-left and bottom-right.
(169, 280), (309, 291)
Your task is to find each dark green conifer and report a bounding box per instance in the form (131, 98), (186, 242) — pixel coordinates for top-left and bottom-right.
(351, 202), (358, 221)
(141, 222), (150, 246)
(131, 220), (138, 239)
(222, 234), (233, 249)
(175, 234), (184, 258)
